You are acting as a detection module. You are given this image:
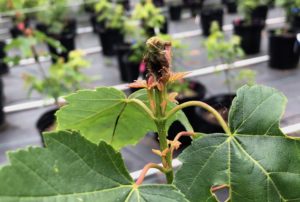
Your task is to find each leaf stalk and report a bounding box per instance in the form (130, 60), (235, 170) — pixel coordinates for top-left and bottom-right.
(166, 101), (232, 136)
(135, 163), (167, 186)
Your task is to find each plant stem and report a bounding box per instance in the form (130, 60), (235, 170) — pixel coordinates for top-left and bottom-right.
(129, 99), (155, 120)
(156, 120), (173, 183)
(154, 88), (173, 183)
(31, 46), (48, 80)
(31, 45), (61, 108)
(166, 101), (232, 136)
(135, 163), (166, 186)
(170, 131), (195, 157)
(224, 67), (232, 94)
(220, 58), (232, 94)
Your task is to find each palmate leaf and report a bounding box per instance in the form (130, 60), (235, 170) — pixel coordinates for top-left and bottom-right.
(174, 85), (300, 202)
(56, 87), (192, 150)
(0, 130), (188, 202)
(229, 85), (286, 136)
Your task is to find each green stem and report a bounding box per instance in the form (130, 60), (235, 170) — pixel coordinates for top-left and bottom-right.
(135, 163), (166, 186)
(31, 46), (48, 80)
(156, 120), (173, 183)
(166, 101), (232, 136)
(154, 88), (173, 183)
(129, 99), (156, 120)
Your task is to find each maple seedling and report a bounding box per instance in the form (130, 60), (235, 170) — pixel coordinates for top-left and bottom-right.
(0, 36), (299, 201)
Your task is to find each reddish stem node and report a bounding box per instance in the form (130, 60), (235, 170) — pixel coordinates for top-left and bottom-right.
(171, 131), (195, 157)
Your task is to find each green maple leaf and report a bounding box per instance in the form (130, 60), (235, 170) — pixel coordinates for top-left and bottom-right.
(0, 130), (188, 202)
(174, 85), (300, 202)
(56, 87), (192, 150)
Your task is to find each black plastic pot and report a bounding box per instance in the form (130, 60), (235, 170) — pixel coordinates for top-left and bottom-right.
(292, 15), (300, 32)
(37, 19), (77, 36)
(269, 30), (300, 70)
(83, 2), (95, 13)
(48, 32), (76, 63)
(251, 5), (268, 22)
(145, 18), (168, 37)
(36, 108), (58, 145)
(200, 8), (224, 36)
(90, 14), (107, 33)
(98, 28), (124, 56)
(37, 20), (77, 63)
(226, 1), (237, 14)
(115, 43), (132, 81)
(169, 5), (182, 21)
(233, 20), (264, 54)
(167, 80), (206, 145)
(10, 26), (24, 38)
(183, 0), (202, 17)
(122, 53), (140, 82)
(0, 41), (9, 75)
(194, 94), (235, 134)
(64, 19), (77, 34)
(36, 23), (48, 33)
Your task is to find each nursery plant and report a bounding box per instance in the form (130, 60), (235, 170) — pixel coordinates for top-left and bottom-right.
(199, 0), (224, 36)
(165, 0), (182, 21)
(276, 0), (300, 22)
(5, 27), (90, 104)
(22, 50), (91, 105)
(276, 0), (300, 31)
(93, 0), (129, 56)
(113, 23), (148, 82)
(152, 34), (206, 145)
(132, 0), (167, 36)
(203, 22), (255, 93)
(36, 0), (71, 35)
(0, 0), (30, 38)
(0, 36), (300, 201)
(4, 28), (62, 66)
(5, 28), (90, 134)
(95, 0), (126, 31)
(268, 29), (300, 70)
(234, 0), (268, 54)
(35, 0), (76, 61)
(237, 0), (270, 23)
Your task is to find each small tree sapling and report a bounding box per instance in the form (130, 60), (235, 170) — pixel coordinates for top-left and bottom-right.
(203, 21), (256, 93)
(132, 0), (166, 36)
(0, 36), (299, 202)
(5, 28), (90, 105)
(238, 0), (270, 24)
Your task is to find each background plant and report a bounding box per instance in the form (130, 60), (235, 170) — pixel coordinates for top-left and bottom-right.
(23, 50), (90, 105)
(5, 28), (89, 105)
(238, 0), (270, 23)
(36, 0), (70, 34)
(0, 0), (25, 12)
(132, 0), (165, 35)
(5, 29), (62, 65)
(203, 21), (256, 93)
(276, 0), (300, 21)
(95, 0), (127, 31)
